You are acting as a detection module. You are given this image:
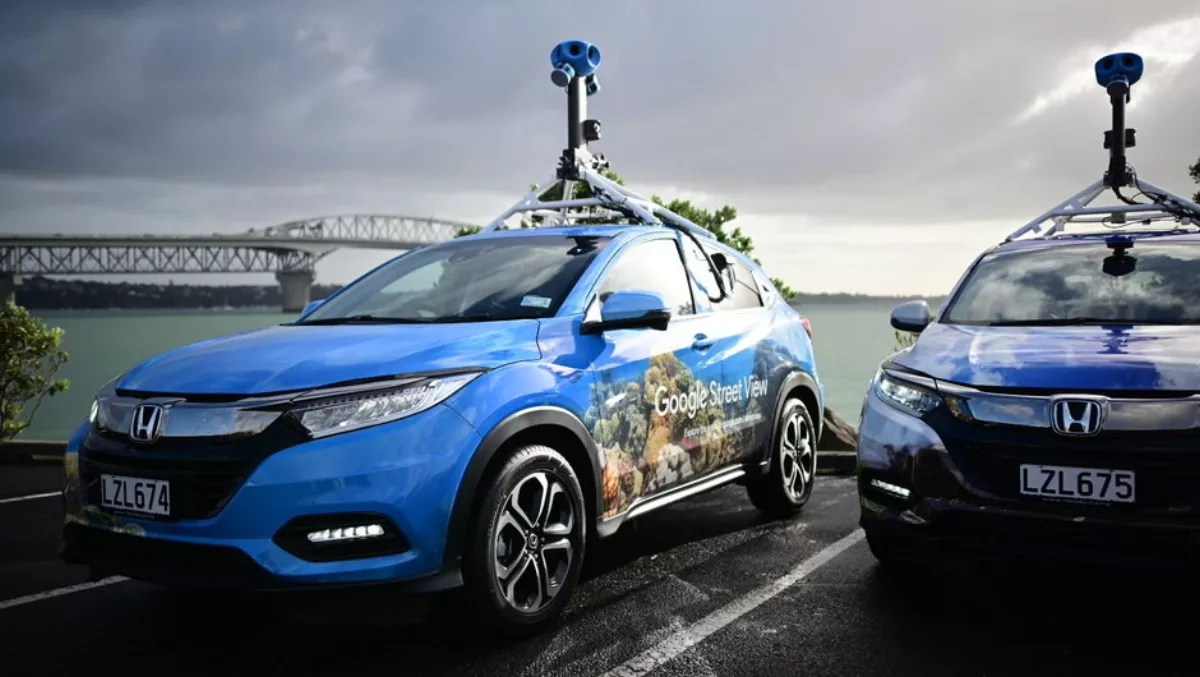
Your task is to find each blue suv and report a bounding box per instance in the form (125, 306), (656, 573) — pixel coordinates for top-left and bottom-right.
(58, 223), (825, 635)
(856, 50), (1200, 571)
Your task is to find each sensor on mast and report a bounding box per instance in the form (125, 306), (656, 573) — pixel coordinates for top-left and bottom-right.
(482, 40), (729, 301)
(1005, 51), (1200, 242)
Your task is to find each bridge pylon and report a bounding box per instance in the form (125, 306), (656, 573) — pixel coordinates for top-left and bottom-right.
(0, 272), (13, 305)
(276, 269), (314, 313)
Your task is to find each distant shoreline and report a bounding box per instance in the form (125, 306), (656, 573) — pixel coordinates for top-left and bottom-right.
(12, 275), (946, 311)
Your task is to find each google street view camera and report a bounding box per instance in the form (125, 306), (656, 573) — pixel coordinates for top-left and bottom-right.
(1005, 52), (1200, 243)
(482, 40), (729, 301)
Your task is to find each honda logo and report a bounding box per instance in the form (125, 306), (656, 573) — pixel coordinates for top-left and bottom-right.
(1050, 397), (1106, 436)
(130, 404), (165, 443)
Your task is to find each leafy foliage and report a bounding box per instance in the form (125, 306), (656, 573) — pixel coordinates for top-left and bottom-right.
(454, 171), (797, 298)
(893, 329), (917, 351)
(0, 302), (70, 442)
(1190, 156), (1200, 203)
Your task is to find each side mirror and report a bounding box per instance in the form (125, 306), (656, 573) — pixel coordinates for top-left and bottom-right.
(300, 299), (326, 317)
(709, 251), (729, 272)
(582, 290), (671, 334)
(890, 300), (933, 333)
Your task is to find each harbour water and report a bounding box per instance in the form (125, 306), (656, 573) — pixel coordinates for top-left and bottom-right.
(21, 304), (906, 441)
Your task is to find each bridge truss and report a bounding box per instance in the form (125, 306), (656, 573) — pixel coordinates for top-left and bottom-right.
(0, 244), (312, 275)
(0, 214), (473, 275)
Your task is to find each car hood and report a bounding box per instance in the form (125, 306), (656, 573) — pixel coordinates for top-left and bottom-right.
(890, 322), (1200, 391)
(118, 320), (542, 396)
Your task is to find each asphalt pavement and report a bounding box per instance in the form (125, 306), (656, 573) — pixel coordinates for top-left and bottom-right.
(2, 461), (1198, 677)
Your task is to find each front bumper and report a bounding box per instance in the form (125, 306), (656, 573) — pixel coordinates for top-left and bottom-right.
(856, 386), (1200, 568)
(59, 404), (482, 590)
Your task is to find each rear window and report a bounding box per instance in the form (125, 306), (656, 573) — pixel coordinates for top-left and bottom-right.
(941, 239), (1200, 325)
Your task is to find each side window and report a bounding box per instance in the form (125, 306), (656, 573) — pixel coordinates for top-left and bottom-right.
(715, 254), (765, 311)
(596, 238), (695, 317)
(679, 235), (724, 302)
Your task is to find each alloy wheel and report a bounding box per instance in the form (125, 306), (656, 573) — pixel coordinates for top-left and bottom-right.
(492, 471), (576, 613)
(779, 409), (815, 502)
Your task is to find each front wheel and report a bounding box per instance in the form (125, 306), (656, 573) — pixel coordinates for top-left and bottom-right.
(747, 398), (817, 518)
(462, 444), (587, 638)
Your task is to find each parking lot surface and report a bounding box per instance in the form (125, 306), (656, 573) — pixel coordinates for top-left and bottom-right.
(1, 463), (1197, 677)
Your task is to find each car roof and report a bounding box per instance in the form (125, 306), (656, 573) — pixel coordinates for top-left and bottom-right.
(461, 223), (743, 256)
(452, 222), (765, 273)
(989, 229), (1200, 254)
(462, 223), (676, 242)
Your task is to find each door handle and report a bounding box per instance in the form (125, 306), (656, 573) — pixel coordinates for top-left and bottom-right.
(692, 333), (713, 350)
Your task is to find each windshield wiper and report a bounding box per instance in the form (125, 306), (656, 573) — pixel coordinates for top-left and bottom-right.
(295, 314), (440, 325)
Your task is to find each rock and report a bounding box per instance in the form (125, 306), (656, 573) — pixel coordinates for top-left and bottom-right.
(818, 408), (857, 452)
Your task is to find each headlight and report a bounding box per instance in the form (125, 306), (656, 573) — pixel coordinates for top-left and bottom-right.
(290, 372), (480, 438)
(88, 399), (99, 424)
(875, 370), (941, 417)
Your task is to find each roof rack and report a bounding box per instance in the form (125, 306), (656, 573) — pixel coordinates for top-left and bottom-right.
(1004, 52), (1200, 243)
(481, 40), (729, 301)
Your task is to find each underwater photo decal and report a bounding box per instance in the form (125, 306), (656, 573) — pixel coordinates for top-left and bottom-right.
(588, 346), (776, 519)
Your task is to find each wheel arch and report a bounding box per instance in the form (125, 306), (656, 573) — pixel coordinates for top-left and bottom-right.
(442, 406), (603, 570)
(755, 370), (824, 475)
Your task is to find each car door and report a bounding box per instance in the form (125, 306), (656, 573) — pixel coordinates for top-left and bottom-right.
(666, 235), (763, 471)
(698, 244), (778, 465)
(581, 233), (724, 518)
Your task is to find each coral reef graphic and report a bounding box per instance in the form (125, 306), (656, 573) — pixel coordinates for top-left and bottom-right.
(588, 349), (773, 519)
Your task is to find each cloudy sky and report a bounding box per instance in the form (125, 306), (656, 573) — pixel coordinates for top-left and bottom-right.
(2, 0), (1199, 296)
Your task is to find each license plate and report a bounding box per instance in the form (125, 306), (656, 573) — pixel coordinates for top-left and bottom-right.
(1019, 464), (1135, 504)
(100, 474), (171, 516)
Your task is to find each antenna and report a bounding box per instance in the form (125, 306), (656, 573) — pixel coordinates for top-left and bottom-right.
(482, 40), (730, 300)
(1005, 51), (1200, 242)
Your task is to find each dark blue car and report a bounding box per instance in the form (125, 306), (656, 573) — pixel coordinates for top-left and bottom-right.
(58, 223), (825, 635)
(857, 230), (1200, 569)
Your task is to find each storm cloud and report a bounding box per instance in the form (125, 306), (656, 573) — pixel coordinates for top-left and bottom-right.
(1, 0), (1198, 293)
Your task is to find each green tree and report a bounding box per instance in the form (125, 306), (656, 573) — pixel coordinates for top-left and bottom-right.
(1190, 156), (1200, 203)
(0, 301), (70, 442)
(893, 329), (917, 351)
(455, 171), (798, 299)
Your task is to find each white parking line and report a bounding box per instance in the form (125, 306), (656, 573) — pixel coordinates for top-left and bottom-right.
(0, 491), (60, 505)
(599, 528), (866, 677)
(0, 576), (129, 612)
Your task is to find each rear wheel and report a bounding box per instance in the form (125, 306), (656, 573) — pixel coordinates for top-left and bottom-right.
(462, 444), (587, 638)
(747, 397), (817, 518)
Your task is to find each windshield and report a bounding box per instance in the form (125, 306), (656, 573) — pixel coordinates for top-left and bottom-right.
(941, 239), (1200, 326)
(300, 234), (611, 324)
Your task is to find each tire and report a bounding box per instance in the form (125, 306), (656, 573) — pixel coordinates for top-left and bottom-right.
(747, 397), (818, 518)
(461, 444), (587, 638)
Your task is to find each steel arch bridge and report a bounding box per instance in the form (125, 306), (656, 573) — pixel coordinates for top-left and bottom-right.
(0, 214), (476, 276)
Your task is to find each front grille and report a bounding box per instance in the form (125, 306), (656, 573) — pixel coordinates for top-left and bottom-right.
(927, 409), (1200, 518)
(81, 450), (254, 521)
(78, 417), (307, 523)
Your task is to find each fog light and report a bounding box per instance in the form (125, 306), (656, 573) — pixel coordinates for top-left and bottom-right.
(274, 512), (410, 562)
(870, 478), (912, 499)
(307, 524), (386, 543)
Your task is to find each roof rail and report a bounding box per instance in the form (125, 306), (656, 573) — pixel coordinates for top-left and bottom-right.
(481, 40), (729, 301)
(1004, 52), (1200, 243)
